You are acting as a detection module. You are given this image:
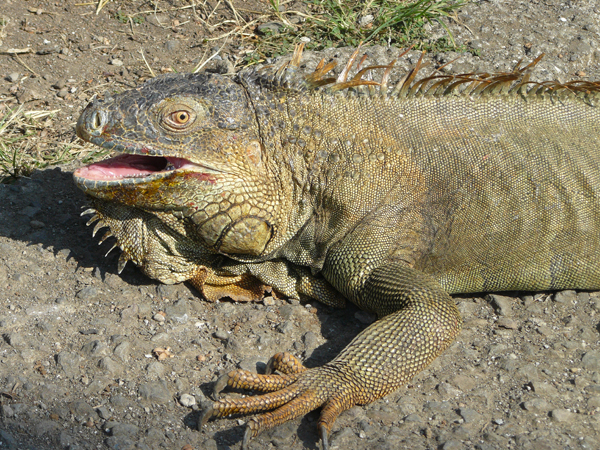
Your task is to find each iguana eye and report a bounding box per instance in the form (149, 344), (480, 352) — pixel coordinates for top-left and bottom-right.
(162, 109), (196, 131)
(157, 98), (206, 132)
(172, 111), (190, 124)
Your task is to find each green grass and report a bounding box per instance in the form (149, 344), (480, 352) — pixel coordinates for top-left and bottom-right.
(246, 0), (465, 64)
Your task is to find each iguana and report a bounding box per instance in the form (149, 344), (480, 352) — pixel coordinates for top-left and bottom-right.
(73, 44), (600, 449)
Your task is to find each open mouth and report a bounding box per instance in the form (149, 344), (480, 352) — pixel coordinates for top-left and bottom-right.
(74, 154), (199, 182)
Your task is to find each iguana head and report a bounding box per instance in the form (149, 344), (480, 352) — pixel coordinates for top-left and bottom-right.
(74, 72), (279, 259)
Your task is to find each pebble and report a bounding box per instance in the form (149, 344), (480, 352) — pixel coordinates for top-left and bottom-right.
(109, 423), (139, 437)
(497, 318), (518, 329)
(113, 341), (131, 362)
(458, 408), (481, 423)
(110, 395), (131, 408)
(263, 296), (276, 306)
(146, 360), (166, 379)
(99, 357), (123, 375)
(582, 351), (600, 370)
(76, 286), (99, 300)
(165, 299), (189, 323)
(486, 294), (512, 316)
(29, 219), (45, 229)
(522, 398), (550, 412)
(138, 381), (171, 404)
(214, 330), (228, 340)
(553, 290), (576, 304)
(96, 406), (112, 420)
(69, 400), (99, 422)
(257, 22), (284, 35)
(82, 340), (109, 358)
(164, 40), (180, 52)
(56, 351), (82, 378)
(6, 72), (20, 82)
(550, 408), (576, 422)
(111, 58), (124, 66)
(153, 312), (166, 323)
(179, 393), (196, 407)
(105, 436), (134, 450)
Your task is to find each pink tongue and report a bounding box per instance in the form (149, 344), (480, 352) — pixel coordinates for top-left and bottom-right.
(74, 154), (170, 181)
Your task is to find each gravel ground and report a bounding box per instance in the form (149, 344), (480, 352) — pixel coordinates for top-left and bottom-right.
(1, 1), (600, 449)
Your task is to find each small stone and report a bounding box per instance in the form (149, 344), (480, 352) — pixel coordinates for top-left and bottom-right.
(277, 320), (294, 334)
(441, 440), (463, 450)
(437, 382), (461, 397)
(98, 357), (124, 375)
(263, 296), (276, 306)
(553, 290), (576, 304)
(164, 40), (179, 51)
(4, 332), (25, 347)
(139, 381), (171, 404)
(113, 341), (131, 362)
(404, 413), (422, 423)
(0, 430), (17, 448)
(1, 404), (14, 417)
(110, 423), (139, 437)
(165, 299), (189, 323)
(69, 401), (99, 422)
(153, 312), (166, 323)
(359, 15), (374, 27)
(111, 58), (124, 66)
(497, 318), (518, 329)
(179, 394), (196, 407)
(458, 407), (481, 423)
(57, 351), (82, 378)
(96, 406), (112, 420)
(105, 436), (134, 450)
(257, 22), (284, 35)
(30, 220), (45, 229)
(57, 88), (69, 98)
(588, 395), (600, 409)
(550, 408), (576, 422)
(76, 286), (99, 300)
(582, 351), (600, 371)
(486, 294), (512, 316)
(146, 360), (166, 379)
(82, 340), (109, 358)
(529, 381), (557, 396)
(214, 330), (228, 340)
(7, 72), (20, 82)
(110, 395), (131, 408)
(522, 398), (550, 412)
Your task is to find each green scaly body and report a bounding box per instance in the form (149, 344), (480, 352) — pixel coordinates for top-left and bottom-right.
(73, 46), (600, 448)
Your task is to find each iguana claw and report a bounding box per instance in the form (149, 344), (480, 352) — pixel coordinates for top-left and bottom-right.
(319, 424), (330, 450)
(212, 372), (231, 399)
(199, 406), (216, 428)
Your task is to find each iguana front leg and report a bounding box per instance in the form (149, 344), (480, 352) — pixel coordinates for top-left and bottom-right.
(201, 261), (462, 449)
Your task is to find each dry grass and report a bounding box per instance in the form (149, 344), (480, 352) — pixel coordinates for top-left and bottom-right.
(0, 103), (108, 183)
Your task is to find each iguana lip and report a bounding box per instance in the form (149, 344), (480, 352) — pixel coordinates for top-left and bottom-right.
(73, 154), (213, 184)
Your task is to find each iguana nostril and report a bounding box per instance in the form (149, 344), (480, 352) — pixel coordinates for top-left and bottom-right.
(91, 111), (104, 130)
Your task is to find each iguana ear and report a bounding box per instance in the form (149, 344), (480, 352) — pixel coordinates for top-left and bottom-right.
(245, 140), (263, 167)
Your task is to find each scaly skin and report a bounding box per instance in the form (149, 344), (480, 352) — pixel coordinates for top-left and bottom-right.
(74, 46), (600, 448)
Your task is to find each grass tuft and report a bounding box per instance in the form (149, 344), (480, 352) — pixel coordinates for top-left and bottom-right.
(246, 0), (465, 64)
(0, 106), (108, 183)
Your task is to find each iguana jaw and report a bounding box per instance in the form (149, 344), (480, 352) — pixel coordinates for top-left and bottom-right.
(73, 153), (220, 189)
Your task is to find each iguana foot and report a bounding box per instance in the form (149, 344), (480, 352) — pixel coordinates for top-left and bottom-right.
(200, 352), (366, 450)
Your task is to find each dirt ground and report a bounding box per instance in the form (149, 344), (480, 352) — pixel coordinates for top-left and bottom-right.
(1, 1), (600, 449)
